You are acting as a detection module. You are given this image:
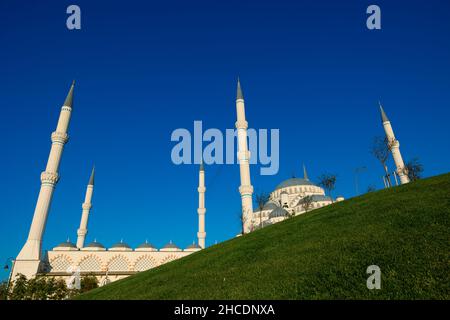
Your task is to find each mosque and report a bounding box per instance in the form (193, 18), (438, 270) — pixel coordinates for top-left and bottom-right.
(247, 166), (337, 230)
(10, 79), (408, 286)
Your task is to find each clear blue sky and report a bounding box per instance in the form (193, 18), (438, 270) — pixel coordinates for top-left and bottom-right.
(1, 0), (449, 280)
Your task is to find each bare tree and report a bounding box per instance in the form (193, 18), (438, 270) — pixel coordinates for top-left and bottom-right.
(255, 192), (270, 230)
(285, 207), (295, 219)
(237, 211), (246, 235)
(300, 195), (314, 213)
(370, 136), (392, 187)
(405, 157), (424, 182)
(317, 173), (337, 202)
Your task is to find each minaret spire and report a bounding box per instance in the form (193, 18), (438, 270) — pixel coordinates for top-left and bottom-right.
(379, 101), (389, 123)
(379, 103), (410, 184)
(14, 81), (75, 279)
(237, 77), (244, 100)
(235, 78), (254, 233)
(77, 166), (95, 248)
(303, 163), (309, 181)
(197, 162), (206, 248)
(88, 166), (95, 186)
(64, 80), (75, 109)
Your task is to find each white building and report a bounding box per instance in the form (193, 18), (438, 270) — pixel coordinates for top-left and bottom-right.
(249, 166), (335, 230)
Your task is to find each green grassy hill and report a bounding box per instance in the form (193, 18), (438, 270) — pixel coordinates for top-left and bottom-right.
(78, 173), (450, 299)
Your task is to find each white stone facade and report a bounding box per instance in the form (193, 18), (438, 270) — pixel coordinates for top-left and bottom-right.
(42, 242), (199, 285)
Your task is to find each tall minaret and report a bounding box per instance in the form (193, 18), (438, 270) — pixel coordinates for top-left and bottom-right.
(379, 103), (410, 184)
(14, 81), (75, 279)
(197, 163), (206, 248)
(76, 167), (95, 249)
(235, 78), (254, 233)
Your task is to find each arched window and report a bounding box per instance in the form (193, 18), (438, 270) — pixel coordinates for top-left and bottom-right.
(50, 255), (72, 272)
(107, 255), (129, 272)
(134, 256), (157, 272)
(160, 255), (179, 265)
(79, 256), (102, 272)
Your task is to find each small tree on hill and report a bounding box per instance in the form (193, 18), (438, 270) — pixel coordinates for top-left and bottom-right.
(318, 174), (337, 202)
(80, 274), (99, 293)
(8, 273), (70, 300)
(300, 195), (314, 213)
(0, 281), (8, 300)
(405, 157), (424, 182)
(371, 136), (392, 187)
(9, 274), (28, 300)
(237, 210), (247, 235)
(255, 192), (269, 230)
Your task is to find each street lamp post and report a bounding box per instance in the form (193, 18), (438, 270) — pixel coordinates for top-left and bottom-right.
(3, 257), (15, 300)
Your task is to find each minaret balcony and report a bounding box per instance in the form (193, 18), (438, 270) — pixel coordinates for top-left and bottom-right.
(40, 171), (59, 185)
(51, 131), (69, 144)
(82, 203), (92, 210)
(239, 185), (254, 195)
(235, 120), (248, 129)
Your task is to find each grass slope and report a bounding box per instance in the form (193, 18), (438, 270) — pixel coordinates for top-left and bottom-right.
(78, 174), (450, 299)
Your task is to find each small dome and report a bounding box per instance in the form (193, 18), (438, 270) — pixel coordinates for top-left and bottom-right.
(55, 240), (76, 248)
(310, 195), (332, 202)
(269, 207), (289, 219)
(137, 241), (156, 249)
(110, 240), (131, 249)
(162, 241), (180, 249)
(254, 201), (278, 213)
(275, 178), (316, 190)
(85, 240), (105, 248)
(186, 243), (201, 249)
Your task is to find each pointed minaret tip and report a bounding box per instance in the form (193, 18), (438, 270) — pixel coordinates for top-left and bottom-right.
(199, 161), (204, 172)
(88, 166), (95, 186)
(237, 77), (244, 100)
(303, 163), (309, 181)
(63, 80), (75, 108)
(379, 101), (389, 123)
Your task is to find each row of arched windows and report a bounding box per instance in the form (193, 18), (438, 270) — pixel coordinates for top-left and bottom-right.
(49, 254), (179, 273)
(272, 186), (321, 198)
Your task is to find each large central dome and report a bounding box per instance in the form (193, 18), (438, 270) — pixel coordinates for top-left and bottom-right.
(275, 178), (316, 190)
